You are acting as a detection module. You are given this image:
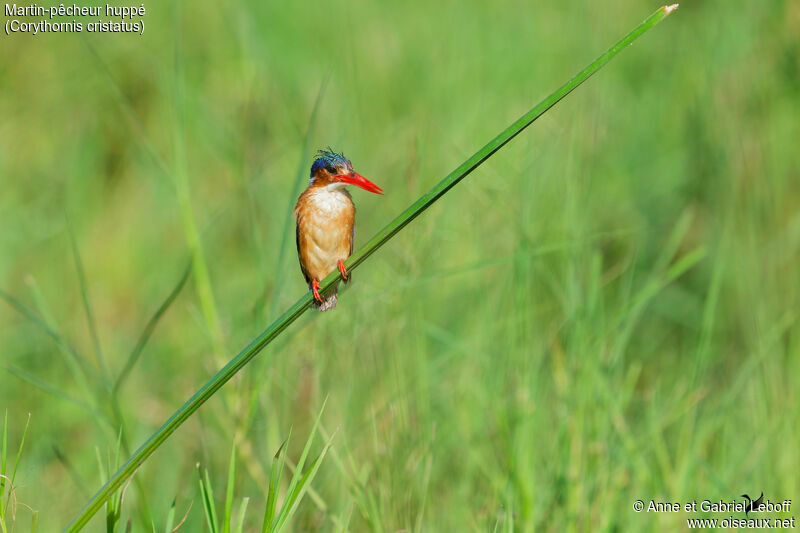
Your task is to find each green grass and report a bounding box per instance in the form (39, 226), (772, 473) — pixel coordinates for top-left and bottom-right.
(196, 407), (331, 533)
(1, 412), (34, 533)
(1, 0), (799, 531)
(65, 8), (676, 528)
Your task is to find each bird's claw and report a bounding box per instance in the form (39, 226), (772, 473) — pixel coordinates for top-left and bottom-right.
(311, 280), (323, 303)
(337, 260), (349, 281)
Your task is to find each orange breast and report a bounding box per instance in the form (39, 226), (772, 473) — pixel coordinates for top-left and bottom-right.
(295, 186), (355, 282)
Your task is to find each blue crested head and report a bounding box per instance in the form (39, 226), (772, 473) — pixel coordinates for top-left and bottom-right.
(310, 149), (352, 178)
(305, 148), (384, 194)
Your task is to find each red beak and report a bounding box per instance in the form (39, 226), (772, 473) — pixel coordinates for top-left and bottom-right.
(336, 172), (384, 195)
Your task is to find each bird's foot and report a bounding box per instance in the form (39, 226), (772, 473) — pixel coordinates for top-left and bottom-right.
(337, 259), (349, 281)
(311, 279), (323, 303)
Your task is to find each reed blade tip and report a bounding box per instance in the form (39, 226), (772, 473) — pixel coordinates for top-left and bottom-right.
(664, 4), (679, 14)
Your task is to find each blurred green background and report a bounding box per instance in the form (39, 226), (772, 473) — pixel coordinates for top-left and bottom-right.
(1, 0), (799, 530)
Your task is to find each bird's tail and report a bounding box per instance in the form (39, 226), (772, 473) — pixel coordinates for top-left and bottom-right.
(312, 283), (339, 311)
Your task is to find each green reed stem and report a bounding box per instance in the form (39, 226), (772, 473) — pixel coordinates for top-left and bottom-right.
(65, 6), (677, 530)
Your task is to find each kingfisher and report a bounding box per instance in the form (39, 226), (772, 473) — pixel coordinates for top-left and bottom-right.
(295, 149), (383, 311)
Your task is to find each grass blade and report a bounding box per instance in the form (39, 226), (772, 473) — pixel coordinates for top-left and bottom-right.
(64, 6), (678, 530)
(164, 500), (191, 533)
(273, 438), (334, 533)
(68, 219), (110, 381)
(4, 414), (30, 518)
(223, 444), (236, 533)
(163, 500), (176, 533)
(102, 431), (126, 533)
(107, 261), (191, 531)
(2, 365), (103, 421)
(0, 288), (98, 389)
(233, 497), (249, 533)
(0, 412), (31, 521)
(261, 437), (288, 533)
(197, 465), (219, 533)
(346, 5), (678, 279)
(113, 260), (192, 394)
(275, 398), (327, 528)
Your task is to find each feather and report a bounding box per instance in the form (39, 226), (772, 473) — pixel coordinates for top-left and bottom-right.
(295, 184), (355, 311)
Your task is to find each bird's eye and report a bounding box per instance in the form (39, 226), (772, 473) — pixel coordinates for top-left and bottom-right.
(326, 166), (338, 174)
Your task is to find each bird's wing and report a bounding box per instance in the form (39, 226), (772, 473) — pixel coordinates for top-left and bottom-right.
(296, 223), (312, 284)
(349, 223), (354, 257)
(754, 493), (764, 507)
(341, 218), (354, 284)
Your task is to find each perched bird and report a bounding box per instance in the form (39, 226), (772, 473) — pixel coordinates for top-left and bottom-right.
(295, 149), (383, 310)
